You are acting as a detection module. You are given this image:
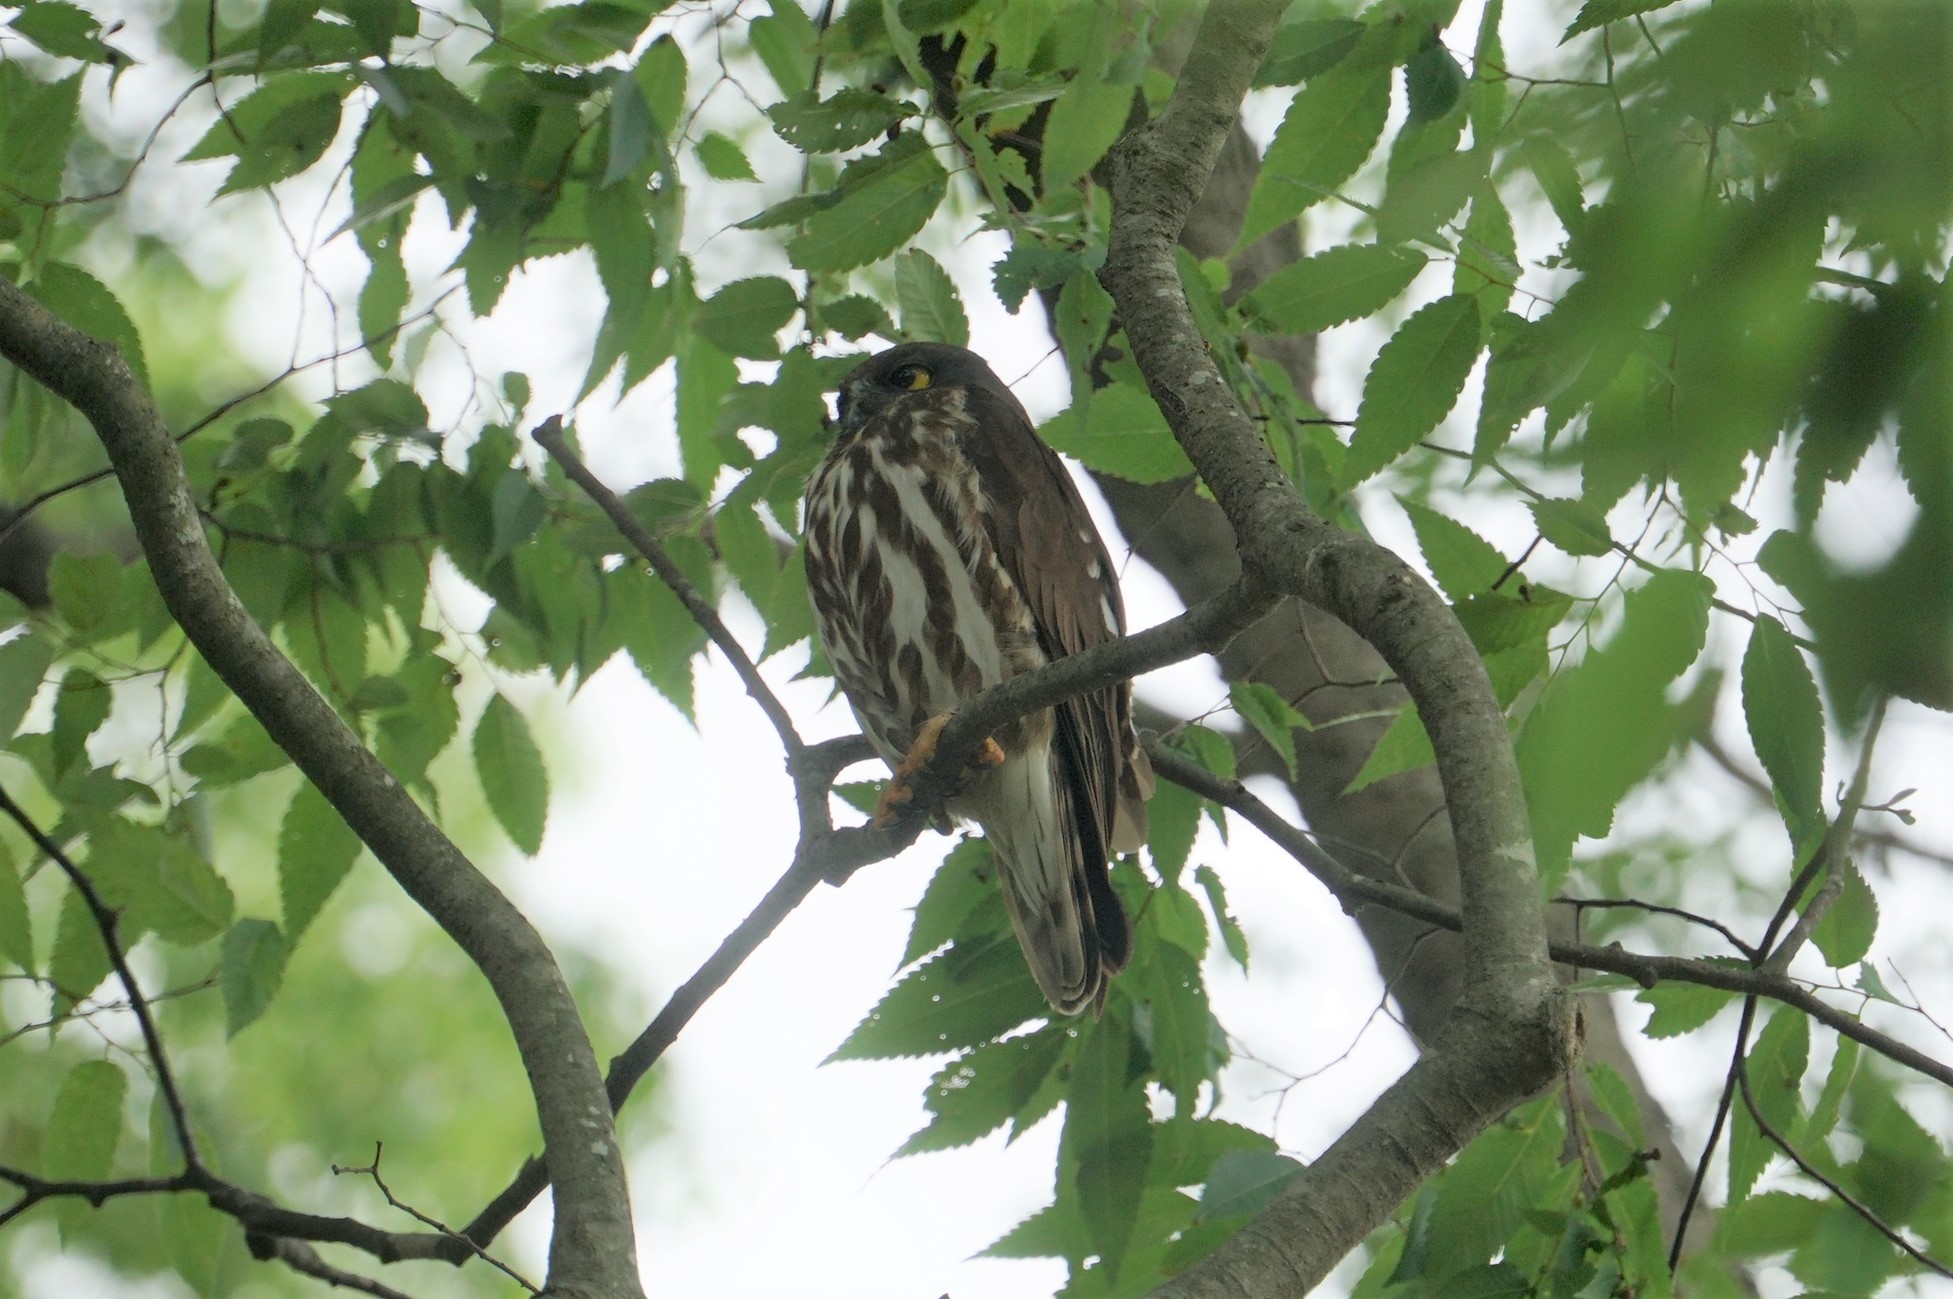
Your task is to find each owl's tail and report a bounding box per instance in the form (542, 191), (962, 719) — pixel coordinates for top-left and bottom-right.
(968, 743), (1127, 1017)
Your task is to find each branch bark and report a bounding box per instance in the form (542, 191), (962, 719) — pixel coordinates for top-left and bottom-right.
(1095, 5), (1577, 1292)
(0, 278), (643, 1299)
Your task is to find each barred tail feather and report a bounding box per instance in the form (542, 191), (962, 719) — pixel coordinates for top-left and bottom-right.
(966, 745), (1110, 1016)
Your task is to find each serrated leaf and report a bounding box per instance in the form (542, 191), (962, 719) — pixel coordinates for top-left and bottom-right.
(1475, 314), (1579, 464)
(1346, 705), (1434, 794)
(1422, 1105), (1565, 1274)
(1241, 62), (1391, 248)
(1342, 294), (1484, 488)
(1741, 616), (1825, 836)
(1133, 941), (1214, 1117)
(49, 886), (111, 1011)
(1145, 779), (1199, 885)
(1405, 39), (1467, 124)
(1529, 497), (1615, 557)
(87, 818), (235, 946)
(1635, 980), (1737, 1038)
(1040, 75), (1132, 193)
(904, 837), (1006, 966)
(0, 635), (54, 741)
(897, 1024), (1069, 1155)
(828, 934), (1046, 1061)
(1402, 499), (1509, 601)
(1521, 134), (1585, 231)
(1038, 382), (1194, 484)
(1455, 185), (1518, 316)
(1196, 1149), (1304, 1221)
(1729, 1006), (1809, 1203)
(785, 133), (948, 273)
(45, 1060), (126, 1181)
(1194, 865), (1248, 971)
(1063, 1008), (1152, 1276)
(1454, 587), (1574, 653)
(767, 87), (911, 152)
(1518, 571), (1711, 888)
(1246, 243), (1427, 338)
(1810, 860), (1877, 968)
(473, 694), (549, 855)
(1230, 682), (1304, 780)
(219, 918), (288, 1037)
(26, 263), (149, 391)
(0, 840), (32, 972)
(1563, 0), (1682, 40)
(50, 670), (110, 776)
(894, 250), (969, 346)
(9, 0), (117, 61)
(694, 131), (756, 180)
(1255, 17), (1364, 87)
(695, 276), (798, 360)
(279, 783), (361, 940)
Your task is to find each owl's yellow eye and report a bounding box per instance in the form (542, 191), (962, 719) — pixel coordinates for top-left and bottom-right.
(890, 364), (933, 391)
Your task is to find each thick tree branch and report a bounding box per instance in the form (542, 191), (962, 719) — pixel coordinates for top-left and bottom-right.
(1092, 6), (1572, 1293)
(0, 277), (642, 1299)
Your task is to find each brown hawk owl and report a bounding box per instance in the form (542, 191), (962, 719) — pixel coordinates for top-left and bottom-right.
(803, 342), (1152, 1015)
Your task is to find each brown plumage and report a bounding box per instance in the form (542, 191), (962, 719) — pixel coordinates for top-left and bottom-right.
(802, 343), (1151, 1015)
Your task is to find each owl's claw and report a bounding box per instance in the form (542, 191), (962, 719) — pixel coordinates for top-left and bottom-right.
(870, 713), (1001, 829)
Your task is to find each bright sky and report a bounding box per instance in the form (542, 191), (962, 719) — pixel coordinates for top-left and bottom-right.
(25, 4), (1953, 1298)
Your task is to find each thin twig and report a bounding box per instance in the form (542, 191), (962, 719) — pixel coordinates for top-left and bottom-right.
(334, 1145), (538, 1293)
(0, 785), (203, 1175)
(1669, 996), (1757, 1270)
(1736, 1061), (1953, 1278)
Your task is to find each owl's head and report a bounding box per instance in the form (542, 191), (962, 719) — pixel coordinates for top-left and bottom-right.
(832, 342), (1004, 433)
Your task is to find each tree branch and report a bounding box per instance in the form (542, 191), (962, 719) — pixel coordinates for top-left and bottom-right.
(1094, 6), (1573, 1294)
(0, 277), (642, 1299)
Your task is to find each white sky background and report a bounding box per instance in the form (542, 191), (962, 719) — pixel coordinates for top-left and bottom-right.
(22, 1), (1953, 1297)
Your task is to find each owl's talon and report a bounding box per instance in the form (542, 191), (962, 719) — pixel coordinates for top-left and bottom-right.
(869, 713), (1000, 829)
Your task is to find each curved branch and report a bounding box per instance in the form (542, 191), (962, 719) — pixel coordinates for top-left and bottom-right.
(0, 278), (642, 1299)
(1089, 7), (1566, 1292)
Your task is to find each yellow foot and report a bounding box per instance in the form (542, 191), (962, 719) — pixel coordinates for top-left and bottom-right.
(869, 714), (1002, 829)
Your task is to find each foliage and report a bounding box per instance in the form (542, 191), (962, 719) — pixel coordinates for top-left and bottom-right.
(0, 0), (1948, 1296)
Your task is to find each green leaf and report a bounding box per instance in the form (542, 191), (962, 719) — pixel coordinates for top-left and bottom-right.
(87, 817), (235, 945)
(1718, 1190), (1825, 1258)
(279, 783), (362, 940)
(1455, 185), (1518, 316)
(1230, 682), (1305, 780)
(1245, 243), (1427, 337)
(1741, 616), (1825, 836)
(1196, 1149), (1305, 1221)
(0, 840), (33, 972)
(1518, 570), (1712, 887)
(1038, 382), (1194, 484)
(1422, 1104), (1565, 1274)
(1520, 134), (1585, 232)
(1563, 0), (1682, 41)
(1635, 979), (1736, 1038)
(1728, 1006), (1809, 1203)
(1039, 75), (1132, 193)
(203, 77), (351, 194)
(1145, 779), (1199, 885)
(44, 1060), (127, 1180)
(1240, 61), (1391, 249)
(26, 263), (149, 390)
(1402, 499), (1509, 601)
(785, 133), (949, 273)
(49, 886), (111, 1011)
(1810, 860), (1877, 968)
(1133, 941), (1215, 1117)
(1475, 314), (1579, 464)
(748, 0), (816, 96)
(1405, 39), (1467, 124)
(1453, 588), (1574, 654)
(991, 242), (1084, 313)
(0, 635), (54, 740)
(1346, 706), (1434, 794)
(50, 669), (111, 776)
(1342, 294), (1483, 488)
(9, 1), (117, 61)
(828, 934), (1046, 1061)
(1194, 865), (1249, 971)
(897, 1024), (1069, 1155)
(894, 250), (969, 347)
(473, 694), (549, 855)
(767, 87), (912, 153)
(1063, 1007), (1152, 1275)
(0, 67), (80, 203)
(695, 277), (798, 360)
(220, 918), (288, 1037)
(904, 837), (1006, 966)
(485, 469), (546, 570)
(1255, 17), (1364, 87)
(694, 131), (756, 180)
(1528, 497), (1615, 557)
